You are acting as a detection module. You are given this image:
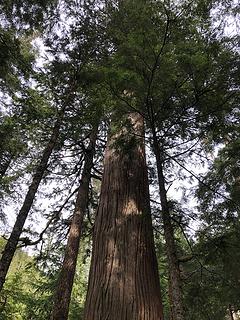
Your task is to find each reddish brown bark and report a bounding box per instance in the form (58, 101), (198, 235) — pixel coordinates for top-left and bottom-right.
(0, 110), (64, 292)
(83, 113), (163, 320)
(51, 126), (98, 320)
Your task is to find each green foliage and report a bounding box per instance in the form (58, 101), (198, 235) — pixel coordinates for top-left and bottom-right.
(0, 238), (52, 319)
(0, 0), (239, 318)
(154, 232), (171, 319)
(198, 135), (240, 224)
(190, 132), (240, 319)
(182, 225), (240, 320)
(0, 236), (90, 319)
(0, 0), (58, 31)
(68, 238), (91, 320)
(0, 28), (35, 92)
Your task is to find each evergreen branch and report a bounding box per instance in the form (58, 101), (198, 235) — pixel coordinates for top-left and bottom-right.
(17, 187), (79, 248)
(165, 151), (240, 211)
(164, 139), (201, 161)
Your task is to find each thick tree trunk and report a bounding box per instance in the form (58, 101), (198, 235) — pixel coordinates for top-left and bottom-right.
(51, 126), (98, 320)
(83, 113), (164, 320)
(0, 110), (64, 292)
(152, 130), (184, 320)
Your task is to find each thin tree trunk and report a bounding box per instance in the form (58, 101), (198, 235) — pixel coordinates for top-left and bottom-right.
(0, 110), (64, 292)
(84, 113), (164, 320)
(152, 129), (184, 320)
(51, 125), (98, 320)
(229, 305), (235, 320)
(0, 154), (12, 178)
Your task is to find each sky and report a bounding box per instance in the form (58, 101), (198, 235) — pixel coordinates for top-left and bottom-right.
(1, 0), (239, 253)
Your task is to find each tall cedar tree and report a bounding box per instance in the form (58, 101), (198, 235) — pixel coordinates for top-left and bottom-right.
(103, 1), (191, 316)
(83, 112), (164, 320)
(51, 124), (98, 320)
(0, 107), (64, 292)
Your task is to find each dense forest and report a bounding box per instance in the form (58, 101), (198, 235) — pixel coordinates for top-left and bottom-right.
(0, 0), (239, 319)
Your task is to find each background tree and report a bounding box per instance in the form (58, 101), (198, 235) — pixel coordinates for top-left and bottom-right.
(0, 0), (239, 319)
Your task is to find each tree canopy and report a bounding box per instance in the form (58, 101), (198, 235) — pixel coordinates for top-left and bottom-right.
(0, 0), (239, 319)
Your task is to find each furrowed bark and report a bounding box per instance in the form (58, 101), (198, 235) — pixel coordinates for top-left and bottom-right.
(51, 125), (98, 320)
(0, 109), (64, 292)
(83, 113), (164, 320)
(152, 129), (184, 320)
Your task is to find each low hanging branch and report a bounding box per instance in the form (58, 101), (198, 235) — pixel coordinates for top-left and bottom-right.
(17, 186), (80, 248)
(165, 151), (240, 211)
(0, 74), (79, 292)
